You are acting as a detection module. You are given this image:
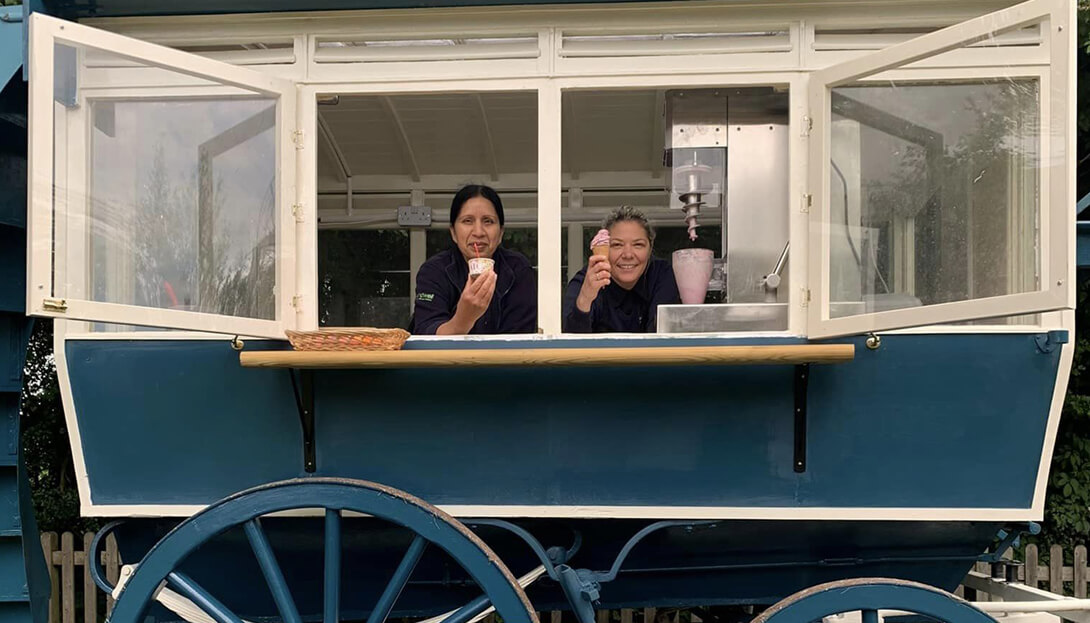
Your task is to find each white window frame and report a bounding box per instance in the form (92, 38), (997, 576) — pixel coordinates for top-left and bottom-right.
(38, 0), (1075, 340)
(805, 0), (1074, 339)
(27, 13), (300, 339)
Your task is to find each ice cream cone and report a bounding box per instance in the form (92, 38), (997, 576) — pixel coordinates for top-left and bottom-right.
(591, 244), (610, 258)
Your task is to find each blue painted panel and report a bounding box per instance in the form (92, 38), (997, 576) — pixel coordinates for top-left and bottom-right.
(0, 470), (17, 534)
(0, 321), (30, 395)
(1079, 222), (1090, 269)
(0, 7), (23, 91)
(66, 334), (1059, 510)
(0, 228), (26, 315)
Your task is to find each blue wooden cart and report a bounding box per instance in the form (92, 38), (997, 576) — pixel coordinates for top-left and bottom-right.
(0, 0), (1084, 621)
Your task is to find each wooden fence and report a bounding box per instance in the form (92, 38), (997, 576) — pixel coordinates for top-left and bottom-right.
(41, 532), (121, 623)
(39, 534), (1090, 623)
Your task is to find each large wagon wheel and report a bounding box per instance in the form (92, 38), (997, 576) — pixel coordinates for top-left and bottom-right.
(752, 578), (996, 623)
(104, 478), (537, 623)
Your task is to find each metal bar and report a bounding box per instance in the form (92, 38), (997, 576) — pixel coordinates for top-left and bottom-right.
(244, 519), (303, 623)
(465, 519), (579, 581)
(288, 370), (316, 472)
(794, 363), (809, 473)
(366, 536), (428, 623)
(440, 594), (492, 623)
(380, 96), (421, 182)
(167, 571), (247, 623)
(861, 610), (879, 623)
(474, 95), (499, 182)
(324, 509), (341, 623)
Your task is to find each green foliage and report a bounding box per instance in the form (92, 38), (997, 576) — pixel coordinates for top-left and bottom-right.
(21, 320), (99, 534)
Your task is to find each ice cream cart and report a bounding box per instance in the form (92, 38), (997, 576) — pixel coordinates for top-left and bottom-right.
(3, 0), (1083, 620)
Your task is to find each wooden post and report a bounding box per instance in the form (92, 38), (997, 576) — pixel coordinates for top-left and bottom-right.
(597, 611), (610, 623)
(104, 534), (119, 614)
(1076, 545), (1087, 598)
(83, 533), (96, 623)
(620, 609), (633, 623)
(61, 532), (75, 623)
(1025, 544), (1039, 588)
(1050, 544), (1064, 595)
(551, 611), (562, 623)
(642, 607), (656, 623)
(41, 533), (60, 623)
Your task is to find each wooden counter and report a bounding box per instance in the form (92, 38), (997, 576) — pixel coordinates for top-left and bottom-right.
(239, 343), (855, 369)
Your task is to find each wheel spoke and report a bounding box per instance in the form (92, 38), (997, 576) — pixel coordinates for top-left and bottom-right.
(167, 571), (246, 623)
(861, 609), (879, 623)
(366, 535), (428, 623)
(324, 509), (341, 623)
(244, 519), (303, 623)
(440, 594), (492, 623)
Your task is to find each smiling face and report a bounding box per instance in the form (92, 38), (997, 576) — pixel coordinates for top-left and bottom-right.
(607, 220), (652, 290)
(450, 196), (503, 260)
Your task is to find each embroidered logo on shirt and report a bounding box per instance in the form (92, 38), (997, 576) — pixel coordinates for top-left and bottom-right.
(416, 293), (435, 302)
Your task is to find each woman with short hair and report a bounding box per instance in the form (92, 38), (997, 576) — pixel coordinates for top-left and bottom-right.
(563, 206), (680, 333)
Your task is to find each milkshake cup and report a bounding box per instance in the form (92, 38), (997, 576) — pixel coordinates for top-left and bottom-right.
(468, 257), (494, 280)
(672, 248), (714, 304)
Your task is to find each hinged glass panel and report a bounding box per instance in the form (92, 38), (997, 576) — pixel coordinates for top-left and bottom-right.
(27, 14), (297, 338)
(807, 0), (1072, 338)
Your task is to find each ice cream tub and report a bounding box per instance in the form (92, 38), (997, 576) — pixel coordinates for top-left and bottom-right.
(468, 257), (495, 279)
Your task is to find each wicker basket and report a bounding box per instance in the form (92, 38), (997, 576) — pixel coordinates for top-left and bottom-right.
(285, 328), (410, 351)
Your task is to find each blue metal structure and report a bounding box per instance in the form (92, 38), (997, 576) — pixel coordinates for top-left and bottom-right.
(0, 8), (50, 621)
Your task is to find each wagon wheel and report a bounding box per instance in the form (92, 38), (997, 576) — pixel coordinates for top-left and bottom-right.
(106, 478), (537, 623)
(751, 578), (996, 623)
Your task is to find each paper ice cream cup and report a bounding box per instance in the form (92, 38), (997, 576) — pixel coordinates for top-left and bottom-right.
(468, 257), (495, 279)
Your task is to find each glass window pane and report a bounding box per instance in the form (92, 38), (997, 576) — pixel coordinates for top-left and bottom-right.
(53, 43), (279, 321)
(828, 79), (1040, 318)
(316, 91), (537, 332)
(561, 87), (789, 333)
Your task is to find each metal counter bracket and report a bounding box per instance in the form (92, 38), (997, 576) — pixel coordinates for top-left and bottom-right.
(794, 364), (808, 473)
(289, 370), (317, 473)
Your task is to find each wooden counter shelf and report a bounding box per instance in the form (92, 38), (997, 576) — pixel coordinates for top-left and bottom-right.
(239, 343), (855, 369)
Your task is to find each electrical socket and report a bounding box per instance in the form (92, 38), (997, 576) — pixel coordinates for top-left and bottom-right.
(397, 205), (432, 227)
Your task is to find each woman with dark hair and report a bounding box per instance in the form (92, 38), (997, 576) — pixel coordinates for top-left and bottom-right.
(562, 206), (679, 333)
(411, 185), (537, 335)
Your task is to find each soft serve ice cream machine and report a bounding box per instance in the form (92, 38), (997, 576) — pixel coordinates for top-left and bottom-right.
(658, 88), (791, 332)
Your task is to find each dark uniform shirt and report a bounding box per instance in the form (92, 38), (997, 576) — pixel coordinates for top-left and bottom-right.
(562, 258), (679, 333)
(411, 246), (537, 335)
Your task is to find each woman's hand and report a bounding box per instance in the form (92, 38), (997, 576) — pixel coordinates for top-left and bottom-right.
(437, 270), (498, 334)
(576, 255), (611, 312)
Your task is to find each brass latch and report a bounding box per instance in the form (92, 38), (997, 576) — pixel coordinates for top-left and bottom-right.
(42, 298), (68, 312)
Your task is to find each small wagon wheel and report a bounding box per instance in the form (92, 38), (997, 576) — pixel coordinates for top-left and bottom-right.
(107, 478), (537, 623)
(752, 578), (996, 623)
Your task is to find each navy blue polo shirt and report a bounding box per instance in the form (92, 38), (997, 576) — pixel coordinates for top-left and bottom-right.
(562, 258), (680, 333)
(411, 246), (537, 335)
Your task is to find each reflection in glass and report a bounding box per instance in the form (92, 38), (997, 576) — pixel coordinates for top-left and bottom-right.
(829, 79), (1040, 318)
(89, 99), (276, 319)
(52, 43), (278, 322)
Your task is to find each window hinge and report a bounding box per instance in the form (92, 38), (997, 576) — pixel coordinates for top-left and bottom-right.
(291, 129), (305, 149)
(291, 203), (305, 222)
(801, 115), (813, 137)
(42, 297), (68, 312)
(800, 289), (811, 307)
(801, 193), (812, 213)
(291, 294), (302, 309)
